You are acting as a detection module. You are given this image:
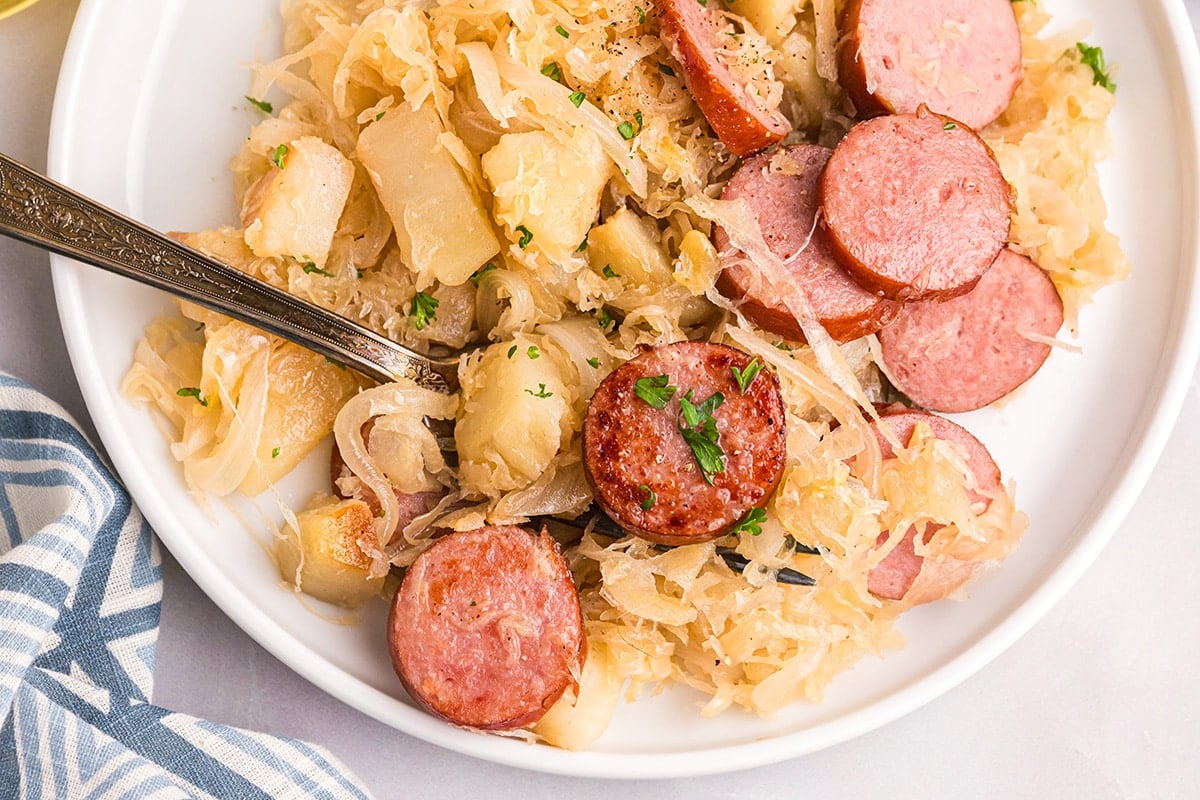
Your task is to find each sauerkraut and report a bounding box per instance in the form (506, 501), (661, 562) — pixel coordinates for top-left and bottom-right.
(123, 0), (1125, 742)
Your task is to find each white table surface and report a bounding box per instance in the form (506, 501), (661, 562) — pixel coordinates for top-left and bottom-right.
(3, 1), (1199, 797)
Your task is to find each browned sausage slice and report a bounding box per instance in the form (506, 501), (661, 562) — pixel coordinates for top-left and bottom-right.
(657, 0), (790, 156)
(387, 526), (585, 730)
(879, 248), (1064, 413)
(820, 109), (1013, 302)
(583, 341), (786, 546)
(865, 409), (1001, 602)
(714, 144), (902, 343)
(838, 0), (1022, 131)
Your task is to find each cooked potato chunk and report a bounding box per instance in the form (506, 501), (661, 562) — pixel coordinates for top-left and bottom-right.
(357, 101), (499, 287)
(455, 335), (573, 494)
(586, 207), (673, 288)
(736, 0), (798, 45)
(482, 128), (611, 263)
(242, 136), (354, 267)
(275, 498), (384, 608)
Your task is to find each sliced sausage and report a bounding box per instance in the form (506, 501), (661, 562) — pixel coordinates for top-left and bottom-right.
(879, 248), (1064, 413)
(865, 409), (1001, 602)
(583, 341), (786, 546)
(837, 0), (1022, 131)
(714, 144), (902, 343)
(387, 526), (585, 730)
(657, 0), (790, 156)
(820, 108), (1013, 302)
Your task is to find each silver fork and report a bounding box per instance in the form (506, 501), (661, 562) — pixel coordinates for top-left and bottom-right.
(0, 152), (460, 393)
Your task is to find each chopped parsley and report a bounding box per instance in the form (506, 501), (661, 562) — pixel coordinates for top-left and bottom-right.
(527, 345), (540, 359)
(658, 63), (675, 77)
(541, 61), (563, 82)
(943, 121), (958, 131)
(634, 374), (677, 409)
(576, 234), (589, 252)
(271, 447), (281, 459)
(596, 308), (614, 329)
(697, 0), (707, 6)
(677, 389), (726, 485)
(586, 357), (600, 368)
(729, 507), (767, 536)
(469, 262), (497, 286)
(375, 111), (386, 121)
(270, 144), (288, 169)
(245, 96), (273, 113)
(176, 387), (208, 407)
(303, 262), (333, 277)
(516, 225), (534, 249)
(325, 356), (346, 370)
(633, 110), (644, 134)
(731, 358), (762, 393)
(602, 265), (619, 279)
(1076, 42), (1116, 92)
(638, 484), (656, 510)
(555, 24), (569, 37)
(409, 291), (439, 330)
(617, 120), (636, 140)
(568, 90), (587, 107)
(526, 383), (554, 398)
(635, 5), (645, 23)
(507, 344), (519, 359)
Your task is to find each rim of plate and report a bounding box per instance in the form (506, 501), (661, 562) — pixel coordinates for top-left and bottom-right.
(45, 0), (1200, 779)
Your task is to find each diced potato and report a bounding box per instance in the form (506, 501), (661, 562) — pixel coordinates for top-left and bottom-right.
(674, 228), (720, 296)
(586, 208), (673, 288)
(736, 0), (799, 46)
(357, 101), (499, 287)
(242, 136), (354, 268)
(455, 335), (573, 495)
(275, 498), (385, 608)
(532, 640), (622, 751)
(239, 342), (362, 496)
(482, 128), (611, 264)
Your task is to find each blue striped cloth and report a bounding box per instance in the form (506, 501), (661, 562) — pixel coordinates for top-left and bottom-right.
(0, 373), (373, 799)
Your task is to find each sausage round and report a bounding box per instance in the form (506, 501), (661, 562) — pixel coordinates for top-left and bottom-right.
(878, 248), (1064, 413)
(714, 144), (902, 343)
(387, 526), (585, 731)
(657, 0), (790, 156)
(837, 0), (1022, 131)
(865, 409), (1001, 602)
(820, 108), (1013, 302)
(583, 341), (787, 546)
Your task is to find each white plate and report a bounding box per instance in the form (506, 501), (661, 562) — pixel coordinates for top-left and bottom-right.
(47, 0), (1200, 779)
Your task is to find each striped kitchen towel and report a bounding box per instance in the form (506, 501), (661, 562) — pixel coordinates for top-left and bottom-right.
(0, 372), (372, 800)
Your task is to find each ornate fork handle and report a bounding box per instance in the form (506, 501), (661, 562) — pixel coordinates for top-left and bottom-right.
(0, 152), (458, 393)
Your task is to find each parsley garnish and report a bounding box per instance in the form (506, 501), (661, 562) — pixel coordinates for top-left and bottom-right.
(176, 387), (208, 407)
(271, 447), (281, 459)
(617, 120), (636, 140)
(633, 110), (644, 134)
(729, 507), (766, 536)
(409, 291), (439, 330)
(634, 375), (677, 409)
(602, 265), (619, 279)
(569, 91), (586, 107)
(469, 262), (497, 286)
(596, 308), (613, 329)
(270, 144), (288, 169)
(697, 0), (707, 6)
(576, 235), (589, 252)
(732, 358), (762, 393)
(303, 262), (333, 277)
(526, 383), (553, 398)
(586, 357), (600, 368)
(638, 484), (656, 510)
(658, 63), (675, 77)
(1076, 42), (1115, 92)
(516, 225), (534, 248)
(325, 356), (346, 370)
(943, 121), (958, 131)
(375, 111), (386, 121)
(541, 62), (563, 82)
(527, 345), (540, 359)
(507, 345), (518, 359)
(677, 389), (726, 485)
(246, 96), (273, 113)
(555, 24), (569, 37)
(635, 5), (645, 23)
